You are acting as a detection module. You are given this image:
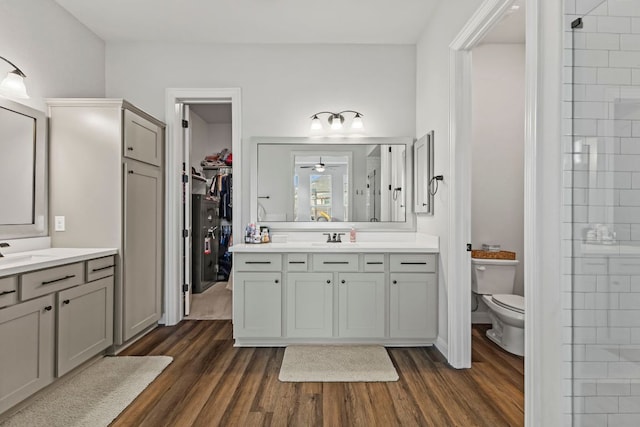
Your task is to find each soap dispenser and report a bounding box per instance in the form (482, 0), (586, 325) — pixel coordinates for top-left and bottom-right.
(350, 226), (356, 243)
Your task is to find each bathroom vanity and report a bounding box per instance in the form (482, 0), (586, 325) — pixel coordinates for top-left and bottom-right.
(0, 248), (117, 414)
(230, 241), (438, 346)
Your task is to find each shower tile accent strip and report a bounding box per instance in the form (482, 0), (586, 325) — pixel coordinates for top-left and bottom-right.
(566, 1), (640, 425)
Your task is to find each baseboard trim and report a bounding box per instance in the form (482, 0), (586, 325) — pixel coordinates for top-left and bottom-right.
(435, 335), (448, 360)
(472, 312), (491, 324)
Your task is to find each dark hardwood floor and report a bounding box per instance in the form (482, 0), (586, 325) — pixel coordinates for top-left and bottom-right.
(113, 322), (523, 427)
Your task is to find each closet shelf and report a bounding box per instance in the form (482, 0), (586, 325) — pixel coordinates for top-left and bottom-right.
(191, 174), (207, 182)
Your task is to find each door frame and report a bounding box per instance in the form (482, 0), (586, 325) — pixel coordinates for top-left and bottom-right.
(448, 0), (554, 425)
(164, 88), (242, 325)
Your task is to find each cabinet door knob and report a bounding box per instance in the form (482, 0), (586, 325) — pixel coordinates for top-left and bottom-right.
(341, 280), (346, 284)
(128, 170), (134, 174)
(44, 305), (52, 311)
(127, 147), (134, 151)
(274, 279), (279, 284)
(62, 299), (70, 305)
(393, 280), (398, 284)
(326, 280), (331, 284)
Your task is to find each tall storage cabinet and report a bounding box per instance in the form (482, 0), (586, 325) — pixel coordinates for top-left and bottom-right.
(48, 99), (165, 345)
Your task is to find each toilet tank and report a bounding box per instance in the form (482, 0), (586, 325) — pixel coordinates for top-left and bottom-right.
(471, 258), (519, 295)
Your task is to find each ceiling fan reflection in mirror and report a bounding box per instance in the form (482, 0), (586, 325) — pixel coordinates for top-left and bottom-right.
(299, 157), (338, 173)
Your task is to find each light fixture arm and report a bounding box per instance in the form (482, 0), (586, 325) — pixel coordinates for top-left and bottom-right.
(0, 56), (26, 78)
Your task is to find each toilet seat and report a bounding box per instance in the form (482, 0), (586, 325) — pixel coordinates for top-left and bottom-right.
(491, 294), (524, 314)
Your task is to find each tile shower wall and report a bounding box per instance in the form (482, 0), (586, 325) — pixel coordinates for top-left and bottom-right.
(566, 1), (640, 425)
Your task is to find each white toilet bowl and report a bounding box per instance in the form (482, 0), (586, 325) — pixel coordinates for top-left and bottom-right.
(482, 294), (524, 357)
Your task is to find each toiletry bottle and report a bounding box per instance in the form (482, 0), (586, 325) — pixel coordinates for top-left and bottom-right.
(350, 226), (356, 243)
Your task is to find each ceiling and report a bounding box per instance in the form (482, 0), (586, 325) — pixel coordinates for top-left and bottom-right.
(54, 0), (442, 44)
(189, 104), (232, 124)
(481, 0), (526, 44)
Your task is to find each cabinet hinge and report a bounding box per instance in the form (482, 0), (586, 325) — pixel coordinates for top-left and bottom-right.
(466, 243), (472, 252)
(182, 119), (189, 128)
(389, 185), (392, 191)
(182, 174), (188, 183)
(182, 284), (189, 292)
(182, 229), (189, 238)
(389, 146), (392, 153)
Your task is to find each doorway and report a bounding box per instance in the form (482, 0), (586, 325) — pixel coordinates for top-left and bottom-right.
(185, 103), (234, 319)
(164, 88), (242, 325)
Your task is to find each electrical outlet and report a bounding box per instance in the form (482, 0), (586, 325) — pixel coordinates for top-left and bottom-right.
(54, 216), (65, 231)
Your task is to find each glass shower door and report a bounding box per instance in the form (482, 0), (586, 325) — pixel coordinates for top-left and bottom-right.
(570, 1), (640, 425)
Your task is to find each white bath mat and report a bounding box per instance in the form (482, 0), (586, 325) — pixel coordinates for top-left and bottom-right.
(278, 345), (399, 382)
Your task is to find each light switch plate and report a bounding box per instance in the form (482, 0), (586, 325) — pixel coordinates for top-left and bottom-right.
(54, 216), (65, 231)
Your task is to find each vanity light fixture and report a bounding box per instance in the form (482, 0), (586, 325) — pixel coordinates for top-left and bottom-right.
(310, 110), (364, 131)
(0, 56), (29, 99)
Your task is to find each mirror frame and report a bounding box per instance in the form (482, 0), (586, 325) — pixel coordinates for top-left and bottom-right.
(250, 137), (415, 231)
(0, 98), (48, 240)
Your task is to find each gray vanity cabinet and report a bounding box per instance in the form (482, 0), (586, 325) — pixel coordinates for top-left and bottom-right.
(287, 272), (333, 338)
(338, 273), (385, 338)
(0, 294), (55, 413)
(234, 272), (282, 338)
(48, 99), (165, 346)
(57, 277), (114, 376)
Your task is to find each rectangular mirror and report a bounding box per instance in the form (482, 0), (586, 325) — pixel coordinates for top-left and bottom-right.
(0, 98), (47, 239)
(252, 137), (415, 231)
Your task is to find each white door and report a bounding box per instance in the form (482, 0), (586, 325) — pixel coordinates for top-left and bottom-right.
(180, 104), (193, 316)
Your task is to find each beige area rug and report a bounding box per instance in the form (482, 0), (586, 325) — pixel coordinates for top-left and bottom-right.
(189, 281), (232, 320)
(0, 356), (172, 427)
(279, 345), (399, 382)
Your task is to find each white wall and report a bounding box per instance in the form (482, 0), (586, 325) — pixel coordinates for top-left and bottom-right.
(106, 42), (416, 228)
(414, 0), (485, 353)
(0, 0), (105, 111)
(471, 43), (525, 297)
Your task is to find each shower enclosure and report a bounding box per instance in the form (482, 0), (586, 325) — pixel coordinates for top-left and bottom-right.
(570, 1), (640, 425)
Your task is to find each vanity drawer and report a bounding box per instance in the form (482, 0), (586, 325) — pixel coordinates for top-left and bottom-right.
(235, 253), (282, 271)
(20, 263), (84, 301)
(0, 276), (18, 308)
(86, 256), (116, 282)
(313, 254), (359, 272)
(286, 254), (308, 272)
(363, 254), (386, 272)
(390, 254), (436, 273)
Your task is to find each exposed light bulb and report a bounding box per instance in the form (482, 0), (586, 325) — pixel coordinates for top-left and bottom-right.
(315, 165), (325, 172)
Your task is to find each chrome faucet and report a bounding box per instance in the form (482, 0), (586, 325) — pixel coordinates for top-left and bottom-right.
(0, 242), (9, 257)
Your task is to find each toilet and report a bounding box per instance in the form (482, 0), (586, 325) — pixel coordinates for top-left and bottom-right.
(471, 257), (524, 357)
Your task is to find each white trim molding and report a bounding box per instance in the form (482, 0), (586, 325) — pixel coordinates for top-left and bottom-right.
(164, 88), (242, 326)
(447, 0), (516, 370)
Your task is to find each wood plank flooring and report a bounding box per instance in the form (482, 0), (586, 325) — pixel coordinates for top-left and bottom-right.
(113, 322), (523, 427)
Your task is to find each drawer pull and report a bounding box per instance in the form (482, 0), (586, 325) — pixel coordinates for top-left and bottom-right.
(44, 305), (52, 311)
(366, 262), (384, 265)
(324, 261), (349, 265)
(42, 275), (76, 286)
(62, 299), (70, 305)
(127, 146), (134, 151)
(289, 261), (306, 264)
(91, 265), (115, 272)
(0, 290), (16, 296)
(400, 262), (427, 265)
(246, 261), (271, 264)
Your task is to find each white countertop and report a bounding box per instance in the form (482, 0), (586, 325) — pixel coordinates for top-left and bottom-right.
(229, 241), (439, 253)
(0, 247), (118, 277)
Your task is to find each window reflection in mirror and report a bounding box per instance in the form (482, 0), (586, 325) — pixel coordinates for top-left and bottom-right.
(257, 143), (407, 223)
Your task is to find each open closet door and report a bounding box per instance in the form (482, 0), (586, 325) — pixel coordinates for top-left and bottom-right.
(180, 104), (193, 316)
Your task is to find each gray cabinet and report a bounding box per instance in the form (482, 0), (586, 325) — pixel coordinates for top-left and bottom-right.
(57, 277), (114, 376)
(287, 272), (333, 338)
(234, 272), (281, 338)
(123, 161), (162, 341)
(48, 99), (165, 345)
(338, 273), (385, 338)
(390, 273), (437, 339)
(0, 294), (55, 414)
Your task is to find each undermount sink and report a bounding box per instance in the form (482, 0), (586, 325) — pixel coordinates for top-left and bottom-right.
(310, 242), (360, 247)
(0, 254), (54, 266)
